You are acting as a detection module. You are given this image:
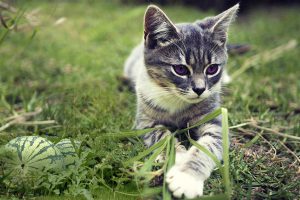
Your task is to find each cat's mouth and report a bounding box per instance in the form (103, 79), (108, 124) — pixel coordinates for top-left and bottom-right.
(185, 97), (204, 103)
(174, 92), (204, 104)
(179, 90), (211, 104)
(170, 88), (209, 104)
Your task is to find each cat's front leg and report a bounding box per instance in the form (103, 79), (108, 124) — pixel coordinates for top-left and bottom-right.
(142, 126), (187, 163)
(141, 125), (172, 148)
(143, 125), (172, 163)
(166, 120), (223, 199)
(137, 120), (186, 163)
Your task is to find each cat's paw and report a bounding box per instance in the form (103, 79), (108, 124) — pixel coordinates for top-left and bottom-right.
(166, 165), (204, 199)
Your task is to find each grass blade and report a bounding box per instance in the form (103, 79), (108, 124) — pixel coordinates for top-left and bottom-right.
(194, 194), (229, 200)
(243, 132), (261, 148)
(188, 137), (222, 170)
(142, 187), (162, 197)
(221, 108), (231, 199)
(166, 135), (176, 171)
(178, 108), (222, 133)
(162, 135), (176, 200)
(139, 136), (169, 173)
(123, 137), (168, 166)
(98, 127), (162, 139)
(123, 107), (231, 199)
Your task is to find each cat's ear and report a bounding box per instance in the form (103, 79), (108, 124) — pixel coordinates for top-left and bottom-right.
(144, 5), (180, 49)
(198, 4), (239, 45)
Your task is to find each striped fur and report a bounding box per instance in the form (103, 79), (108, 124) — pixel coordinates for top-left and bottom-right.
(124, 4), (239, 199)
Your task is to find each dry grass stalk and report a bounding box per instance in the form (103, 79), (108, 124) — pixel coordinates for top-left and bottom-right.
(231, 39), (298, 79)
(0, 0), (40, 29)
(250, 123), (300, 141)
(0, 107), (56, 132)
(231, 120), (300, 141)
(278, 140), (300, 165)
(234, 121), (299, 167)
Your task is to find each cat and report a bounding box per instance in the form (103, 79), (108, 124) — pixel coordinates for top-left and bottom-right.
(123, 4), (239, 199)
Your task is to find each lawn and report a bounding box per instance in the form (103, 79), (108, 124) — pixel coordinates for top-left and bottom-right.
(0, 0), (299, 199)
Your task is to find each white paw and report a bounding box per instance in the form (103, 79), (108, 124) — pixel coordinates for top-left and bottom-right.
(166, 165), (204, 199)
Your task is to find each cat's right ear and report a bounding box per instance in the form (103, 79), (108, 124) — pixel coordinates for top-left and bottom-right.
(197, 4), (239, 46)
(144, 5), (180, 49)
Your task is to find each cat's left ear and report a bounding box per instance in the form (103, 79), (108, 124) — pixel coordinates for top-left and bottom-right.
(197, 4), (239, 45)
(144, 5), (180, 49)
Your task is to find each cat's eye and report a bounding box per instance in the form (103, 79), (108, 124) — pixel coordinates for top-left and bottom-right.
(205, 64), (220, 76)
(172, 65), (190, 76)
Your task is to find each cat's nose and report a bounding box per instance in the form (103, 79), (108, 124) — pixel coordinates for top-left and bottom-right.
(192, 87), (205, 96)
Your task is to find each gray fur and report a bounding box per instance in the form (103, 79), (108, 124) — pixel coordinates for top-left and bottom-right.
(124, 4), (239, 198)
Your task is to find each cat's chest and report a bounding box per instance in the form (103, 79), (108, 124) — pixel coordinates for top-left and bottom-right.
(138, 90), (220, 129)
(153, 108), (199, 131)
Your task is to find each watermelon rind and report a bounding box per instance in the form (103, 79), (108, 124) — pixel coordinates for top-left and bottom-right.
(55, 138), (81, 168)
(2, 136), (64, 186)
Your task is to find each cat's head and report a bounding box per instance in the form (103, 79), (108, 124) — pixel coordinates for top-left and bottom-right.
(143, 4), (238, 104)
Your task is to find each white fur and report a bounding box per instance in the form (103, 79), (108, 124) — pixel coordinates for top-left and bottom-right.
(166, 143), (217, 199)
(136, 66), (191, 113)
(166, 127), (221, 198)
(166, 165), (205, 199)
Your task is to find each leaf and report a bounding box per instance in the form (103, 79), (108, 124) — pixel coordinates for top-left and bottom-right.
(243, 132), (261, 148)
(188, 137), (222, 170)
(220, 108), (231, 198)
(142, 187), (162, 197)
(97, 127), (163, 139)
(178, 108), (222, 133)
(139, 135), (169, 173)
(193, 194), (229, 200)
(162, 135), (176, 200)
(81, 188), (94, 200)
(123, 137), (168, 166)
(121, 107), (232, 199)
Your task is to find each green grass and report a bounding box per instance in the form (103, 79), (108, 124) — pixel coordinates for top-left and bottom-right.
(0, 1), (300, 199)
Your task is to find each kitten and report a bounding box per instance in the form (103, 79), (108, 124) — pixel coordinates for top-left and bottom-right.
(124, 4), (239, 199)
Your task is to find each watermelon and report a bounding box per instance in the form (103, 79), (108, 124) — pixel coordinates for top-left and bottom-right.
(2, 136), (64, 186)
(55, 138), (81, 168)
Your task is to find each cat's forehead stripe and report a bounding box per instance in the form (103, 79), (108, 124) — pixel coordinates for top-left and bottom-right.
(189, 52), (196, 66)
(179, 26), (217, 70)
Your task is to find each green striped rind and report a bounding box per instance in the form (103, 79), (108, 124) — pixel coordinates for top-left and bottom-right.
(55, 139), (81, 168)
(4, 136), (64, 185)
